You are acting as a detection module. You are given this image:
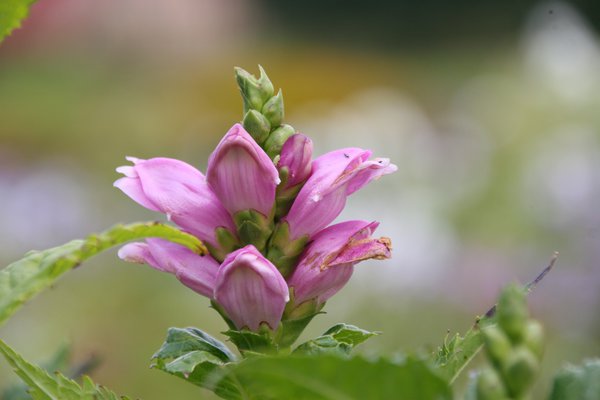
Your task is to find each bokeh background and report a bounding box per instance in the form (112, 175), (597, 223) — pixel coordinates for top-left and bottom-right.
(1, 0), (599, 398)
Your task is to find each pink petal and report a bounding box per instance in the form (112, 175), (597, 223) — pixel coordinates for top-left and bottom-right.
(115, 157), (235, 246)
(118, 239), (219, 298)
(284, 148), (396, 240)
(207, 124), (280, 217)
(289, 220), (391, 305)
(278, 134), (313, 188)
(214, 245), (289, 331)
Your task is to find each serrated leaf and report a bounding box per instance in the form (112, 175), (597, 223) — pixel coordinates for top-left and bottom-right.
(0, 0), (38, 43)
(207, 354), (452, 400)
(549, 359), (600, 400)
(294, 323), (378, 356)
(0, 339), (131, 400)
(152, 327), (242, 399)
(2, 343), (71, 400)
(0, 222), (205, 327)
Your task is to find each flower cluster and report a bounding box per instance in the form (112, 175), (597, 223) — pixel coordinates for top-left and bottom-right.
(115, 67), (396, 339)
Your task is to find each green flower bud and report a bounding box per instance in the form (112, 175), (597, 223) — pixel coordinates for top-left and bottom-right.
(476, 369), (508, 400)
(498, 284), (528, 343)
(243, 109), (271, 145)
(523, 320), (544, 360)
(262, 89), (284, 128)
(233, 209), (274, 252)
(205, 227), (240, 262)
(482, 326), (512, 369)
(502, 345), (539, 397)
(235, 65), (275, 113)
(267, 221), (309, 277)
(264, 124), (295, 159)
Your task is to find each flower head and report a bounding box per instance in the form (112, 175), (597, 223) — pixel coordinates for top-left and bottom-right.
(115, 67), (397, 337)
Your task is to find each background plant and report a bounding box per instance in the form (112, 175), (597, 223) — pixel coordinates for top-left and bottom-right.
(1, 0), (600, 399)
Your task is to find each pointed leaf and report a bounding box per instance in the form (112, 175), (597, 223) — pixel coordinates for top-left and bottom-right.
(294, 323), (378, 356)
(0, 0), (38, 44)
(152, 327), (242, 399)
(0, 222), (205, 327)
(152, 327), (236, 364)
(0, 339), (131, 400)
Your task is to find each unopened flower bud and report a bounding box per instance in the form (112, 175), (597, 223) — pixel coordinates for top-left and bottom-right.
(482, 326), (512, 369)
(476, 369), (508, 400)
(207, 124), (279, 218)
(243, 109), (271, 145)
(497, 284), (528, 343)
(279, 134), (313, 188)
(523, 320), (544, 360)
(262, 89), (284, 127)
(235, 66), (274, 113)
(233, 209), (274, 252)
(264, 124), (295, 159)
(502, 346), (539, 397)
(214, 245), (289, 331)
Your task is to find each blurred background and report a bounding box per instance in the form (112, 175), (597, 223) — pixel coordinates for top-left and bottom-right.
(1, 0), (599, 398)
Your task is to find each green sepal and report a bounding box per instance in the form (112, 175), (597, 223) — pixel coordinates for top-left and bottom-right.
(274, 169), (304, 219)
(261, 89), (284, 128)
(233, 209), (274, 252)
(205, 227), (239, 262)
(234, 66), (274, 113)
(224, 324), (278, 356)
(242, 109), (271, 145)
(266, 222), (308, 278)
(271, 288), (325, 349)
(264, 124), (295, 159)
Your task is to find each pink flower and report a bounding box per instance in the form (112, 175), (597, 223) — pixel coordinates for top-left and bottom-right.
(288, 220), (391, 306)
(115, 117), (396, 334)
(114, 157), (235, 248)
(118, 238), (219, 298)
(207, 123), (280, 217)
(214, 245), (289, 331)
(283, 148), (397, 240)
(278, 134), (313, 189)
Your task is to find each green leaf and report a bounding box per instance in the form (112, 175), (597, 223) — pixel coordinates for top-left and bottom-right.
(0, 222), (206, 327)
(2, 343), (71, 400)
(208, 354), (452, 400)
(549, 359), (600, 400)
(152, 327), (242, 400)
(433, 254), (558, 383)
(223, 329), (276, 355)
(152, 327), (236, 364)
(0, 0), (38, 43)
(0, 339), (131, 400)
(294, 323), (378, 356)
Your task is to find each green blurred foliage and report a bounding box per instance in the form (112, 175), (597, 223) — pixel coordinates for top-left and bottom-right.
(0, 1), (599, 399)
